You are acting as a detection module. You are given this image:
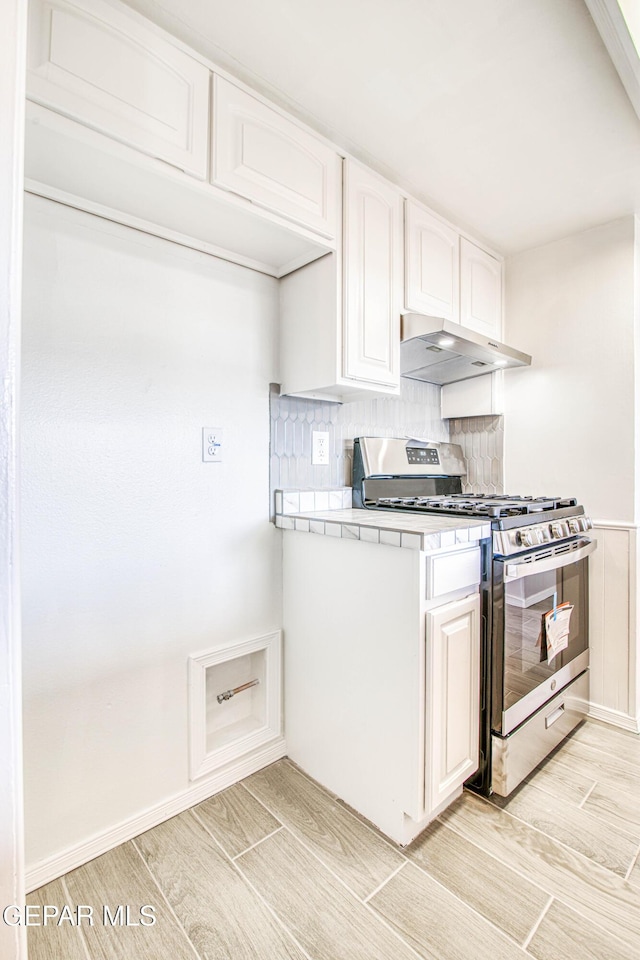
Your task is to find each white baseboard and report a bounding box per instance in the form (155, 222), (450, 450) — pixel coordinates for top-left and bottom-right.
(26, 736), (287, 893)
(581, 699), (640, 733)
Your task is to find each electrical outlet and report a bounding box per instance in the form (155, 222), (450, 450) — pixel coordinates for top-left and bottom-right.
(312, 430), (330, 466)
(202, 427), (223, 462)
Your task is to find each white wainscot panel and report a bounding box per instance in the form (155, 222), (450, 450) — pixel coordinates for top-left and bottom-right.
(588, 522), (639, 731)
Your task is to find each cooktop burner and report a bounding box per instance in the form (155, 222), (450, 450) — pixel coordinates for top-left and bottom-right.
(373, 493), (578, 520)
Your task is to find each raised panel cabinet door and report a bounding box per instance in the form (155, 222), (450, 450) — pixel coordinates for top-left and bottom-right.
(343, 160), (402, 388)
(405, 200), (459, 320)
(425, 592), (480, 815)
(460, 237), (503, 339)
(212, 76), (340, 239)
(27, 0), (210, 179)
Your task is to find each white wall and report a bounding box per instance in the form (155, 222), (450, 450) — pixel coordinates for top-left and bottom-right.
(504, 217), (639, 729)
(1, 0), (27, 955)
(21, 195), (281, 871)
(503, 217), (636, 521)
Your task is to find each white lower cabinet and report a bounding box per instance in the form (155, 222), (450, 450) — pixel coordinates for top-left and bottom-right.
(425, 593), (480, 814)
(283, 530), (482, 845)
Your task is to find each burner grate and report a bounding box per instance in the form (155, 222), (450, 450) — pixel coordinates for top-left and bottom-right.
(371, 493), (578, 520)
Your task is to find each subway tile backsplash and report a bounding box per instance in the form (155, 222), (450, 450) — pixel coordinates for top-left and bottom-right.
(270, 379), (504, 504)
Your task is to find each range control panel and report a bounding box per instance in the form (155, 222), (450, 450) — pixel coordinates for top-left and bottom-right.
(494, 516), (593, 556)
(406, 447), (440, 465)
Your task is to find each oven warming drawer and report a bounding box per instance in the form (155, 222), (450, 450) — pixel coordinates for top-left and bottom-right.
(491, 670), (589, 797)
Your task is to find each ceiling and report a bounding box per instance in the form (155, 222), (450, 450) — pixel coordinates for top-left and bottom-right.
(122, 0), (640, 256)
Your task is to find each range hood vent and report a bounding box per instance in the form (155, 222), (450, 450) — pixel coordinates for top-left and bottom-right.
(400, 315), (531, 385)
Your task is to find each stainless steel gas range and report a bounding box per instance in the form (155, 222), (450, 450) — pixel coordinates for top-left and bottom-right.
(353, 436), (596, 797)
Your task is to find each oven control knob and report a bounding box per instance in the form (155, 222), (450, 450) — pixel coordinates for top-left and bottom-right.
(519, 529), (534, 548)
(583, 516), (593, 530)
(550, 521), (569, 539)
(568, 518), (580, 534)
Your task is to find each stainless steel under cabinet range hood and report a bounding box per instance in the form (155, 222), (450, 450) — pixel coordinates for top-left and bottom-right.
(400, 314), (532, 385)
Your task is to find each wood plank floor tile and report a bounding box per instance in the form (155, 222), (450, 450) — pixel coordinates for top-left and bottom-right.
(237, 828), (420, 960)
(528, 898), (640, 960)
(525, 754), (597, 805)
(489, 781), (639, 877)
(192, 782), (281, 858)
(628, 855), (640, 889)
(440, 791), (640, 953)
(553, 738), (640, 795)
(406, 819), (547, 944)
(569, 721), (640, 767)
(583, 782), (640, 836)
(63, 841), (197, 960)
(26, 879), (88, 960)
(244, 759), (405, 899)
(370, 860), (528, 960)
(135, 809), (306, 960)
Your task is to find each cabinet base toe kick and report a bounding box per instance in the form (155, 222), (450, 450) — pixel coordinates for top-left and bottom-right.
(490, 670), (589, 797)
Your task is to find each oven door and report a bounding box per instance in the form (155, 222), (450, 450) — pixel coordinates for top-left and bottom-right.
(492, 537), (595, 736)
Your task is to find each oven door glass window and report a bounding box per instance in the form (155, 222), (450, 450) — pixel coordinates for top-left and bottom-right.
(497, 553), (589, 728)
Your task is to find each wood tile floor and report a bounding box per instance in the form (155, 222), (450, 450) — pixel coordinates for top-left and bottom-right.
(28, 719), (640, 960)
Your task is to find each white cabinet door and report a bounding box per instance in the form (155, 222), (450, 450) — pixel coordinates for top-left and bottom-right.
(460, 238), (502, 339)
(212, 76), (340, 240)
(27, 0), (210, 179)
(343, 159), (402, 388)
(425, 592), (480, 814)
(405, 200), (459, 320)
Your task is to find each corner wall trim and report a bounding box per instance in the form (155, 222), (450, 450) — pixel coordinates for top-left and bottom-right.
(25, 737), (286, 893)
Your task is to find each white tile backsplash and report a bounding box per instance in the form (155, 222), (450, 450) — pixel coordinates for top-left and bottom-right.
(270, 384), (505, 506)
(449, 415), (505, 496)
(270, 378), (447, 497)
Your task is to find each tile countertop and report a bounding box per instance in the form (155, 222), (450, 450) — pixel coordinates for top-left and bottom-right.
(274, 507), (491, 553)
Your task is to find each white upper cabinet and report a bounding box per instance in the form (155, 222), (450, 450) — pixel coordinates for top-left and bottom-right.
(27, 0), (210, 179)
(212, 77), (340, 240)
(405, 200), (459, 321)
(343, 159), (403, 388)
(460, 237), (503, 339)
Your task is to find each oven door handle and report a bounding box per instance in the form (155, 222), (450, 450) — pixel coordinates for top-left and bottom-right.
(504, 540), (597, 581)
